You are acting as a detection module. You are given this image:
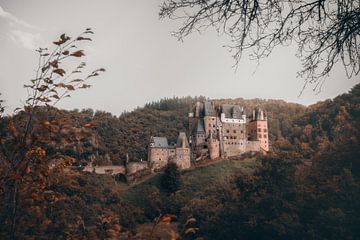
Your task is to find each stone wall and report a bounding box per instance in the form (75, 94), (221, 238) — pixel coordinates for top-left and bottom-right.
(208, 139), (220, 159)
(126, 162), (148, 175)
(172, 148), (191, 169)
(83, 165), (126, 175)
(245, 140), (261, 152)
(148, 148), (169, 171)
(221, 122), (246, 157)
(204, 116), (217, 135)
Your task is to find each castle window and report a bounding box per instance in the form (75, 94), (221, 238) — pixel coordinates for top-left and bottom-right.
(258, 128), (261, 132)
(264, 129), (267, 133)
(241, 130), (243, 134)
(234, 136), (237, 139)
(264, 134), (267, 138)
(233, 130), (236, 133)
(258, 134), (262, 138)
(226, 130), (230, 133)
(213, 124), (215, 127)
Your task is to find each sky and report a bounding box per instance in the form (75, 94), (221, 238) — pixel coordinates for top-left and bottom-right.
(0, 0), (359, 116)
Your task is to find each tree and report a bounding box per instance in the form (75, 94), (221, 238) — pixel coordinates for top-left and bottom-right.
(0, 29), (104, 239)
(161, 162), (181, 194)
(159, 0), (360, 90)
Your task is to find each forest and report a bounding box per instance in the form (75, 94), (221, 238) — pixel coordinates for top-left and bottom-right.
(0, 83), (359, 239)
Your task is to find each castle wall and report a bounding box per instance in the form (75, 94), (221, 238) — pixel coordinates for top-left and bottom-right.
(126, 162), (148, 175)
(204, 116), (217, 136)
(208, 138), (220, 159)
(245, 140), (261, 152)
(148, 148), (169, 171)
(83, 165), (126, 175)
(220, 113), (246, 124)
(172, 148), (191, 169)
(195, 133), (206, 145)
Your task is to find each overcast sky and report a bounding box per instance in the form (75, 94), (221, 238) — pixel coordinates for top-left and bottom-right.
(0, 0), (359, 116)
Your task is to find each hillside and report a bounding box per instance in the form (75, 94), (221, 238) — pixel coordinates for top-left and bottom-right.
(79, 96), (306, 163)
(0, 84), (359, 239)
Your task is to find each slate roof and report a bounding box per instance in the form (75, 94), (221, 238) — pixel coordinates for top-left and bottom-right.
(203, 101), (216, 116)
(196, 119), (205, 132)
(176, 132), (190, 148)
(221, 104), (244, 118)
(253, 108), (267, 120)
(152, 137), (169, 148)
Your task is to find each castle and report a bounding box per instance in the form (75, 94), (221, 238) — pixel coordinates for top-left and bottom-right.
(147, 101), (269, 171)
(188, 101), (269, 159)
(148, 132), (191, 171)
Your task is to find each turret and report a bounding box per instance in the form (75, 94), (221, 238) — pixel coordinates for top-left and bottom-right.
(247, 108), (269, 152)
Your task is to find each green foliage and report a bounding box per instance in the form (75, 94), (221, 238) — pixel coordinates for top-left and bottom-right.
(161, 162), (181, 194)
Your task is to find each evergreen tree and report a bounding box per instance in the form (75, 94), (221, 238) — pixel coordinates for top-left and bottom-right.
(161, 162), (181, 194)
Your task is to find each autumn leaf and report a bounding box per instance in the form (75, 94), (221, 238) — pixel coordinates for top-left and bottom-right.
(70, 79), (84, 83)
(42, 120), (51, 127)
(24, 84), (34, 88)
(66, 85), (75, 91)
(53, 33), (70, 45)
(77, 36), (92, 41)
(62, 50), (69, 55)
(159, 214), (176, 223)
(49, 60), (59, 68)
(54, 83), (66, 88)
(70, 50), (85, 57)
(79, 84), (91, 89)
(51, 94), (60, 99)
(185, 228), (199, 235)
(84, 123), (92, 128)
(53, 68), (66, 76)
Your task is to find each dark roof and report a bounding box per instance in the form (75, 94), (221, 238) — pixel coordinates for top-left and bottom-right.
(196, 119), (205, 132)
(152, 137), (168, 148)
(176, 132), (190, 148)
(253, 108), (266, 120)
(221, 104), (244, 118)
(203, 101), (216, 116)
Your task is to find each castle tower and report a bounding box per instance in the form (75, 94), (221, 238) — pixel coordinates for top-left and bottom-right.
(208, 133), (220, 159)
(174, 132), (191, 169)
(247, 108), (269, 152)
(148, 136), (170, 172)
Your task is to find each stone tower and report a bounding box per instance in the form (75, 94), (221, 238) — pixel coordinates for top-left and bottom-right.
(247, 108), (269, 152)
(208, 133), (220, 159)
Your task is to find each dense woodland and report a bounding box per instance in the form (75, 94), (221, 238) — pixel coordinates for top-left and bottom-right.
(0, 84), (359, 239)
